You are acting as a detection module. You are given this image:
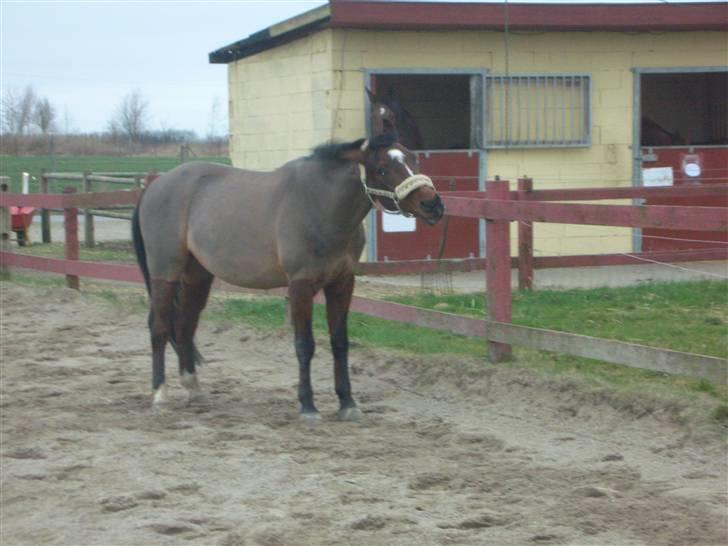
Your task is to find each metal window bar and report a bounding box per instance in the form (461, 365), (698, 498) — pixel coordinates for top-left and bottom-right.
(486, 74), (591, 148)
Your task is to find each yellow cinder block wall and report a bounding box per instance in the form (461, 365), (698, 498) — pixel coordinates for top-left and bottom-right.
(228, 27), (726, 258)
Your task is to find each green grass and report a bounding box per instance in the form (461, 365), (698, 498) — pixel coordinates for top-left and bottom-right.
(387, 281), (728, 358)
(207, 296), (486, 357)
(0, 155), (231, 193)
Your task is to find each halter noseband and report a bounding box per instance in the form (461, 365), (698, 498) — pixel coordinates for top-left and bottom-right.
(358, 140), (435, 217)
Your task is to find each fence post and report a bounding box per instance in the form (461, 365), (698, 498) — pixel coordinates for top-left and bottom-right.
(486, 178), (512, 362)
(517, 177), (534, 291)
(0, 179), (10, 280)
(41, 168), (51, 243)
(63, 187), (80, 290)
(82, 170), (95, 248)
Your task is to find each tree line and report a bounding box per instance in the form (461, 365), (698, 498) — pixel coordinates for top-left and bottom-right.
(0, 85), (227, 156)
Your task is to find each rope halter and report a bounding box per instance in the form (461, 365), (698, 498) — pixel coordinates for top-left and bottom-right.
(358, 140), (436, 217)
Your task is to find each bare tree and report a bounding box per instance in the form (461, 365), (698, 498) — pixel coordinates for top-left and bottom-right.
(1, 85), (36, 135)
(1, 85), (37, 154)
(110, 90), (149, 151)
(34, 96), (57, 134)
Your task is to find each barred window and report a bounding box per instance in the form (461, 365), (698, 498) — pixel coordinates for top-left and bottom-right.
(486, 74), (591, 148)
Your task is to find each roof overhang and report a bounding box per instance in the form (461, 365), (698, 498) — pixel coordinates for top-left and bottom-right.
(209, 4), (331, 64)
(210, 1), (728, 64)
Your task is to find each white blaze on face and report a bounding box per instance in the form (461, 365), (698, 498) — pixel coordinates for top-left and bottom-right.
(379, 107), (387, 116)
(388, 149), (415, 177)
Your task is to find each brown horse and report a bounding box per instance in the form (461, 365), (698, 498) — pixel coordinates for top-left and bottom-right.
(132, 133), (444, 423)
(367, 87), (425, 150)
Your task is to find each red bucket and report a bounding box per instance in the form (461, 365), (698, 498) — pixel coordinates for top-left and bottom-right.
(10, 206), (36, 230)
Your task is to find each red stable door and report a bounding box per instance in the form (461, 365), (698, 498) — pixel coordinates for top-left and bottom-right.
(375, 151), (481, 261)
(641, 147), (728, 251)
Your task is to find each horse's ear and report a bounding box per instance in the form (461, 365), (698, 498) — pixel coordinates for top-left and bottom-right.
(338, 138), (367, 163)
(366, 87), (377, 104)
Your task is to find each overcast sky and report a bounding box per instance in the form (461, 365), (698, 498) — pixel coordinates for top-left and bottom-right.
(1, 0), (723, 136)
(1, 1), (323, 135)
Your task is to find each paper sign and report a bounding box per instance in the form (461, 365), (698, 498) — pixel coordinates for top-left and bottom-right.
(382, 212), (416, 233)
(642, 167), (674, 187)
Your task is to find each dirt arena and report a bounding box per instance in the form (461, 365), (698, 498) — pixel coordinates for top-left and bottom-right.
(1, 281), (726, 546)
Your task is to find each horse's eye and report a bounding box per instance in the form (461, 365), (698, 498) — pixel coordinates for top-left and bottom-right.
(376, 167), (386, 177)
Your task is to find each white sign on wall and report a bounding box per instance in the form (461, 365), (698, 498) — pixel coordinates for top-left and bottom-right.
(382, 212), (417, 233)
(642, 167), (674, 187)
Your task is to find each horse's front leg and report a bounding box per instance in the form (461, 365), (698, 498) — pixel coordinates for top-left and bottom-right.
(288, 279), (320, 423)
(324, 274), (362, 422)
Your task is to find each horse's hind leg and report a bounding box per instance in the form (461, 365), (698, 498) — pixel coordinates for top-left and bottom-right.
(149, 279), (177, 406)
(175, 257), (214, 404)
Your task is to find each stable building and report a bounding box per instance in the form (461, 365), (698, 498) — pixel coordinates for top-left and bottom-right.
(210, 1), (728, 261)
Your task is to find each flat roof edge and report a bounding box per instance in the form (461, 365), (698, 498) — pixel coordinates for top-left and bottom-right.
(210, 1), (728, 64)
(209, 4), (330, 64)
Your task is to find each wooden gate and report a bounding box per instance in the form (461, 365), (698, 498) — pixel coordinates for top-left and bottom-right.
(641, 147), (728, 251)
(375, 151), (480, 261)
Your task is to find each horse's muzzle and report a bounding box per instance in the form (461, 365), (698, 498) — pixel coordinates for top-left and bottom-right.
(421, 195), (445, 225)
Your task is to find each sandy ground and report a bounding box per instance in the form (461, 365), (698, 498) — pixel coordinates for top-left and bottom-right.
(1, 281), (727, 546)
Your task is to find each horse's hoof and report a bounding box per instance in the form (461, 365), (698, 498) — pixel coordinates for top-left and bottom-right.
(152, 385), (169, 408)
(337, 407), (363, 422)
(299, 412), (322, 426)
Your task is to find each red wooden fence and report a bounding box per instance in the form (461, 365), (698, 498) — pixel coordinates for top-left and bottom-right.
(0, 182), (726, 384)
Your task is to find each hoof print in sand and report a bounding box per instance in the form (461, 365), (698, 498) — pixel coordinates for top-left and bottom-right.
(409, 472), (452, 490)
(571, 485), (620, 499)
(147, 522), (199, 536)
(439, 511), (509, 530)
(4, 447), (47, 460)
(99, 495), (138, 513)
(135, 490), (167, 501)
(350, 515), (388, 530)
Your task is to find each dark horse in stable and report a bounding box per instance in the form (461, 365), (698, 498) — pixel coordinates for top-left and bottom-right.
(367, 87), (425, 150)
(132, 134), (444, 422)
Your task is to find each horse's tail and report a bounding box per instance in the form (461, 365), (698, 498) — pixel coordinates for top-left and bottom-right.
(132, 199), (205, 368)
(131, 204), (151, 295)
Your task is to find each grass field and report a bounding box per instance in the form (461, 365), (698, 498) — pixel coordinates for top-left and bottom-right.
(0, 155), (231, 193)
(386, 282), (728, 359)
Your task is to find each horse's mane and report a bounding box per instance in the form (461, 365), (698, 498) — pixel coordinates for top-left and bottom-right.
(310, 132), (398, 162)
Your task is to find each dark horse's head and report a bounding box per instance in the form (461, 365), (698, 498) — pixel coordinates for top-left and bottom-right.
(367, 87), (425, 151)
(334, 133), (444, 225)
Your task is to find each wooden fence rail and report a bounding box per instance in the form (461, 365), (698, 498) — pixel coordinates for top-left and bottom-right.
(448, 183), (728, 202)
(39, 170), (156, 246)
(1, 182), (726, 384)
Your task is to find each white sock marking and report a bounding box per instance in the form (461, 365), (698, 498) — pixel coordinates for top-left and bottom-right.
(153, 384), (168, 405)
(181, 371), (201, 394)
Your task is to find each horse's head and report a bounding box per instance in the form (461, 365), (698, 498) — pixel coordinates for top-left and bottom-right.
(341, 133), (444, 225)
(366, 86), (425, 151)
(367, 87), (397, 137)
